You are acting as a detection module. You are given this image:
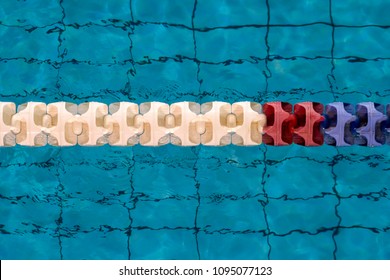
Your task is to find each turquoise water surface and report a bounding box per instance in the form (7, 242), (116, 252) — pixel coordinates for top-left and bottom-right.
(0, 0), (389, 259)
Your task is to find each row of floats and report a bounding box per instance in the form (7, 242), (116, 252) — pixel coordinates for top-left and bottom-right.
(0, 101), (389, 147)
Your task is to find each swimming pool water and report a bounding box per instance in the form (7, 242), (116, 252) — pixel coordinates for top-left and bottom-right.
(0, 0), (389, 260)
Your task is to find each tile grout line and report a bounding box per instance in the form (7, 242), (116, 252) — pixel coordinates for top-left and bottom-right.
(331, 148), (342, 260)
(328, 0), (338, 101)
(125, 150), (137, 260)
(2, 55), (390, 67)
(53, 149), (64, 260)
(192, 147), (201, 260)
(263, 0), (272, 98)
(261, 0), (272, 260)
(191, 0), (202, 96)
(124, 0), (137, 99)
(192, 0), (202, 260)
(52, 0), (67, 260)
(3, 20), (390, 30)
(55, 0), (67, 99)
(259, 146), (272, 259)
(124, 1), (137, 259)
(329, 1), (342, 260)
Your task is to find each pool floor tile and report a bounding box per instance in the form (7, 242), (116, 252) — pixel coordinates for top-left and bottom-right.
(199, 63), (266, 100)
(265, 157), (334, 199)
(195, 0), (267, 27)
(198, 232), (269, 260)
(60, 164), (131, 203)
(198, 198), (267, 232)
(334, 27), (390, 59)
(59, 63), (129, 98)
(0, 60), (58, 98)
(63, 0), (131, 24)
(334, 146), (390, 197)
(269, 0), (329, 25)
(0, 200), (59, 232)
(0, 26), (60, 61)
(332, 60), (390, 101)
(128, 60), (199, 103)
(266, 59), (333, 93)
(61, 200), (129, 230)
(62, 26), (131, 63)
(133, 152), (197, 198)
(133, 0), (194, 26)
(131, 229), (198, 259)
(132, 199), (197, 228)
(332, 0), (390, 25)
(62, 231), (128, 259)
(196, 27), (267, 63)
(0, 0), (62, 26)
(266, 196), (339, 234)
(338, 196), (390, 229)
(132, 25), (194, 61)
(335, 228), (390, 260)
(268, 25), (332, 58)
(0, 233), (60, 260)
(269, 231), (334, 259)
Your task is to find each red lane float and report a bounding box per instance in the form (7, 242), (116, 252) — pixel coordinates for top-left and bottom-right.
(263, 102), (324, 146)
(293, 102), (325, 146)
(262, 102), (296, 146)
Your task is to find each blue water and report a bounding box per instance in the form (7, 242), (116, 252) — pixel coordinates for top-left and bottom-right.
(0, 0), (389, 260)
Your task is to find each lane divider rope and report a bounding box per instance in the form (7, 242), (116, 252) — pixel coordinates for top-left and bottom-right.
(0, 101), (389, 147)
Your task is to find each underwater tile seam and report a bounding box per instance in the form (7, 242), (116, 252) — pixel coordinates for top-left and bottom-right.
(0, 101), (389, 147)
